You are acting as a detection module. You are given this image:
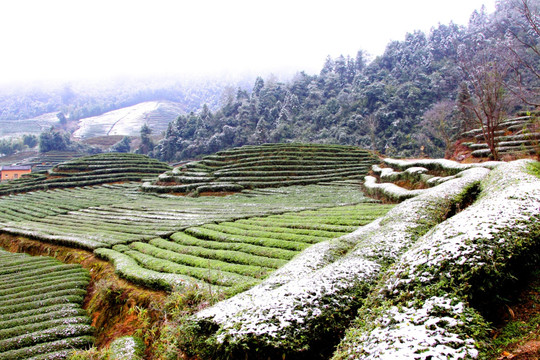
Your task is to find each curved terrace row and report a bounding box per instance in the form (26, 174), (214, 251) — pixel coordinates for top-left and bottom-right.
(0, 153), (171, 196)
(143, 143), (379, 194)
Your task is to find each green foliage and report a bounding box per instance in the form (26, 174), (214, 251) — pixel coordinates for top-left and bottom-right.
(0, 134), (39, 155)
(151, 27), (458, 160)
(0, 138), (23, 156)
(85, 191), (392, 292)
(108, 336), (145, 360)
(108, 136), (132, 153)
(527, 161), (540, 178)
(22, 134), (38, 148)
(479, 270), (540, 359)
(39, 127), (71, 153)
(136, 124), (154, 155)
(0, 152), (171, 196)
(493, 317), (540, 348)
(121, 247), (259, 287)
(0, 336), (94, 360)
(0, 178), (377, 252)
(0, 250), (93, 359)
(186, 226), (310, 251)
(168, 233), (291, 266)
(147, 143), (378, 194)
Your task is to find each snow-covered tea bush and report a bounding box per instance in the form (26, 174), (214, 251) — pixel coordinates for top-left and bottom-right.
(179, 165), (492, 359)
(333, 160), (539, 359)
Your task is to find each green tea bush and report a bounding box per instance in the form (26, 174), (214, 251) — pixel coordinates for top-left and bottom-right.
(0, 153), (171, 196)
(181, 165), (491, 359)
(185, 227), (309, 251)
(150, 237), (283, 269)
(144, 143), (378, 194)
(0, 336), (94, 360)
(123, 250), (256, 287)
(0, 251), (93, 359)
(129, 241), (267, 278)
(169, 232), (293, 263)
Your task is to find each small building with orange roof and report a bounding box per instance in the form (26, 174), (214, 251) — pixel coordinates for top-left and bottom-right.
(0, 165), (32, 182)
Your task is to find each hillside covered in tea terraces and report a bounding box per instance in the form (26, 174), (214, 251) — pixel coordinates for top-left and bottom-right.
(0, 144), (537, 359)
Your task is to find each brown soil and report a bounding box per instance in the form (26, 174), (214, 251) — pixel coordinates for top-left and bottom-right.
(82, 135), (126, 147)
(493, 271), (540, 360)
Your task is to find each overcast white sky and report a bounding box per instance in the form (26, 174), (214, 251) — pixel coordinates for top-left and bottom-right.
(0, 0), (496, 86)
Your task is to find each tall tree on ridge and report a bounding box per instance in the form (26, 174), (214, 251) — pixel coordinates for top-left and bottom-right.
(458, 42), (513, 160)
(138, 124), (154, 155)
(498, 0), (540, 106)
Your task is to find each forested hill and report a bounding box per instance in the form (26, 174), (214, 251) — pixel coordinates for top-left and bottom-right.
(151, 0), (539, 161)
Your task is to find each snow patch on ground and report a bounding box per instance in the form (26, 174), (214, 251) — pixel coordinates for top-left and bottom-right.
(342, 297), (478, 359)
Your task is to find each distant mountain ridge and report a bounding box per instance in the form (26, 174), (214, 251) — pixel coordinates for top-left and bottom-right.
(73, 100), (184, 139)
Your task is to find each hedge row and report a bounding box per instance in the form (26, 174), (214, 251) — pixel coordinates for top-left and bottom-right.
(0, 280), (89, 304)
(1, 182), (373, 251)
(220, 221), (341, 238)
(0, 269), (86, 293)
(0, 308), (89, 332)
(207, 158), (372, 169)
(239, 218), (358, 233)
(333, 160), (539, 359)
(201, 223), (323, 245)
(185, 227), (310, 252)
(101, 200), (393, 293)
(120, 248), (258, 288)
(0, 250), (93, 359)
(0, 336), (94, 360)
(150, 237), (285, 270)
(94, 248), (203, 292)
(129, 241), (269, 278)
(0, 153), (171, 196)
(0, 274), (89, 298)
(211, 143), (373, 158)
(169, 232), (294, 264)
(144, 143), (378, 194)
(213, 165), (366, 178)
(0, 175), (151, 196)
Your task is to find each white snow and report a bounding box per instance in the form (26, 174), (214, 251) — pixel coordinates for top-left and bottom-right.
(73, 101), (183, 139)
(346, 296), (478, 359)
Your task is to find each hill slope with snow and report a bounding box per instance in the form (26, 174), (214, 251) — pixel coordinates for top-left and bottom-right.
(0, 113), (60, 139)
(73, 100), (184, 139)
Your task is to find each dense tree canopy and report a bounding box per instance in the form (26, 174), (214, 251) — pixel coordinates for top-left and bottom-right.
(149, 0), (538, 161)
(39, 128), (71, 152)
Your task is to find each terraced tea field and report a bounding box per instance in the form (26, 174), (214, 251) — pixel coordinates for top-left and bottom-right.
(0, 143), (398, 357)
(0, 153), (170, 196)
(0, 250), (93, 359)
(0, 145), (387, 292)
(0, 182), (378, 251)
(96, 203), (393, 292)
(73, 100), (184, 139)
(144, 143), (379, 193)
